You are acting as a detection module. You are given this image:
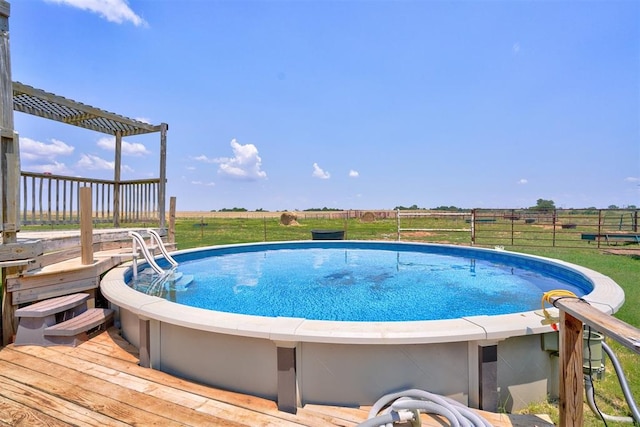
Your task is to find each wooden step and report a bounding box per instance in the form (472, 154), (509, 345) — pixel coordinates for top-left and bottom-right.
(14, 293), (90, 346)
(42, 308), (114, 346)
(15, 293), (89, 318)
(45, 308), (114, 337)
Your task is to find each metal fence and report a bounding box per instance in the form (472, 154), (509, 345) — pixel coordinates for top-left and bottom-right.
(392, 208), (639, 248)
(472, 208), (639, 248)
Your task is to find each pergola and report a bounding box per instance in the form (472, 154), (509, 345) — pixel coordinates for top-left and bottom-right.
(1, 0), (168, 344)
(11, 82), (168, 228)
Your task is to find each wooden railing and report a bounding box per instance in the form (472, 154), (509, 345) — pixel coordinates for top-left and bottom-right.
(21, 171), (161, 226)
(554, 297), (640, 426)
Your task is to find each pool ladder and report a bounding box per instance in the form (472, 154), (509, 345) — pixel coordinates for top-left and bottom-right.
(129, 230), (177, 279)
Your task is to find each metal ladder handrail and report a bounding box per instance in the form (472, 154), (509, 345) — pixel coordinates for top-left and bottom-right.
(146, 229), (178, 267)
(129, 231), (166, 279)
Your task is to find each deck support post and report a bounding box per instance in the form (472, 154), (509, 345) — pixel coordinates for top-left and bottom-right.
(478, 343), (498, 412)
(275, 342), (298, 414)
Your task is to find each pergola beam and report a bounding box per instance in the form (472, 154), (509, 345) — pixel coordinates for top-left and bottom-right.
(10, 83), (168, 229)
(12, 82), (163, 136)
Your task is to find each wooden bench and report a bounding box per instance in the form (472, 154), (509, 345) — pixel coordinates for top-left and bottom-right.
(14, 293), (113, 347)
(581, 233), (640, 245)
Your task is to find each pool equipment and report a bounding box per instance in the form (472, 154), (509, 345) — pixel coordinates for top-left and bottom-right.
(359, 389), (493, 427)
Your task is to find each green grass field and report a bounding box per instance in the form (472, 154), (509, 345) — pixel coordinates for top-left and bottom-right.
(171, 215), (639, 426)
(11, 214), (640, 424)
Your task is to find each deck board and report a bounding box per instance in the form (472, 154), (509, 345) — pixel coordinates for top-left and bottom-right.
(0, 328), (553, 426)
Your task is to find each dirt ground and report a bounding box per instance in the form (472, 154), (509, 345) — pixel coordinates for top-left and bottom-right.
(175, 211), (286, 219)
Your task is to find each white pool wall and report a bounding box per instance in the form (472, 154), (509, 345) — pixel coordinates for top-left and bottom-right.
(101, 241), (625, 411)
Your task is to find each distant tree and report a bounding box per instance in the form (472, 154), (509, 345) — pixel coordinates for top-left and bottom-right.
(219, 207), (248, 212)
(433, 205), (463, 211)
(255, 208), (268, 212)
(395, 204), (421, 210)
(608, 205), (619, 209)
(530, 199), (556, 211)
(628, 205), (637, 209)
(303, 207), (341, 211)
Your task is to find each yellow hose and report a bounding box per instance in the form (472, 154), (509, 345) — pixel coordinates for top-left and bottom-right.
(540, 290), (578, 326)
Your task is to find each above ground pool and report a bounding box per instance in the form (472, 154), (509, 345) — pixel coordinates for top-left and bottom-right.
(101, 240), (625, 413)
(128, 242), (591, 322)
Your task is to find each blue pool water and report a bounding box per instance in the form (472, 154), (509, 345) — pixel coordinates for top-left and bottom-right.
(129, 242), (590, 322)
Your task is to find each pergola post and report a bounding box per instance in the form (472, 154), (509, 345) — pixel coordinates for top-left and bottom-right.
(113, 131), (122, 227)
(159, 123), (167, 228)
(1, 0), (20, 344)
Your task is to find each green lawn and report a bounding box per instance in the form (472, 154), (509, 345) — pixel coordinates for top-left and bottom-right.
(171, 216), (640, 426)
(11, 215), (640, 425)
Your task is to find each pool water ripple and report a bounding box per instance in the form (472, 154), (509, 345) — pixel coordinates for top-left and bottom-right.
(131, 246), (589, 322)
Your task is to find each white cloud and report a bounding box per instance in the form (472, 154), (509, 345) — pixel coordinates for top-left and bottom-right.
(349, 169), (359, 178)
(76, 154), (116, 171)
(30, 161), (72, 175)
(96, 136), (151, 156)
(20, 137), (74, 160)
(215, 139), (267, 180)
(624, 177), (639, 183)
(191, 181), (216, 186)
(517, 178), (528, 185)
(513, 42), (521, 55)
(135, 117), (152, 124)
(312, 163), (330, 179)
(194, 154), (216, 163)
(45, 0), (148, 27)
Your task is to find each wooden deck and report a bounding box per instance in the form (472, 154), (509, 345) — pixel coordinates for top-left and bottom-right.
(0, 328), (554, 426)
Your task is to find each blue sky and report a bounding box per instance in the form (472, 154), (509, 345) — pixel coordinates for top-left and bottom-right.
(7, 0), (640, 211)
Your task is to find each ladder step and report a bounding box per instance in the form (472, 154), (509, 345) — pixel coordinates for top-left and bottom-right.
(15, 293), (89, 318)
(44, 308), (114, 337)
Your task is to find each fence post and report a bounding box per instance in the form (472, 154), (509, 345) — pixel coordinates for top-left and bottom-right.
(597, 210), (603, 248)
(80, 187), (93, 265)
(510, 209), (514, 245)
(168, 196), (176, 243)
(471, 209), (476, 245)
(553, 209), (558, 247)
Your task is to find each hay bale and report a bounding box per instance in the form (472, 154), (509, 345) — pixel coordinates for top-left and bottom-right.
(361, 211), (376, 222)
(280, 212), (299, 226)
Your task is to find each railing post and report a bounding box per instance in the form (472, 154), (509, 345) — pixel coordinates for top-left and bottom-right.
(559, 309), (584, 426)
(80, 187), (93, 265)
